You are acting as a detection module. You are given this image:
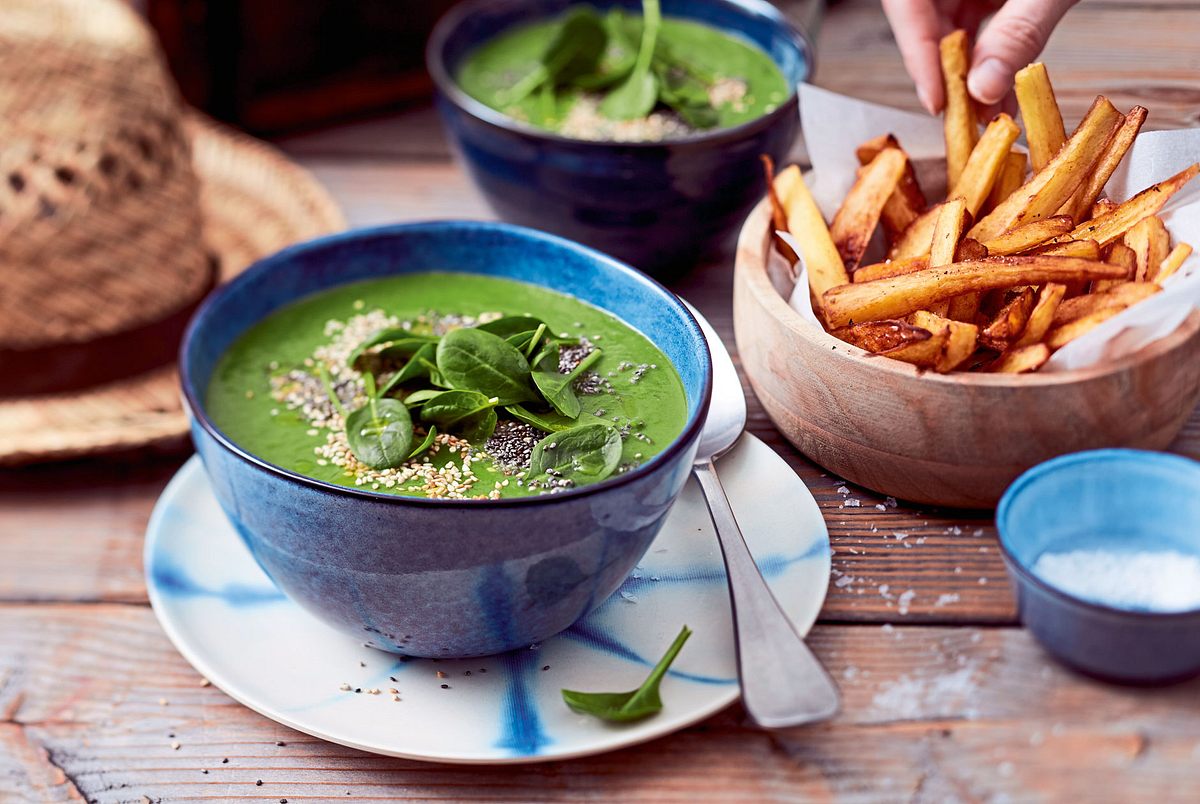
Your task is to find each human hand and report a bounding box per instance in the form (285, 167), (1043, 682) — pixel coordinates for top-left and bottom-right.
(881, 0), (1078, 114)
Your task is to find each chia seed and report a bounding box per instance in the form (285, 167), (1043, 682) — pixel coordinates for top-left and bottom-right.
(484, 420), (538, 471)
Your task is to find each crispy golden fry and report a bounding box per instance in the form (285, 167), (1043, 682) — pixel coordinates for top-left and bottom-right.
(1091, 198), (1118, 219)
(940, 30), (979, 191)
(980, 287), (1037, 350)
(1014, 63), (1067, 172)
(930, 197), (970, 267)
(955, 114), (1022, 215)
(857, 134), (928, 242)
(956, 238), (989, 261)
(821, 256), (1126, 328)
(1013, 283), (1067, 347)
(986, 343), (1051, 373)
(762, 156), (790, 231)
(1054, 162), (1200, 247)
(1125, 215), (1171, 281)
(831, 147), (908, 270)
(1045, 308), (1126, 350)
(1051, 281), (1161, 326)
(879, 328), (951, 369)
(908, 310), (979, 372)
(1092, 241), (1136, 292)
(982, 215), (1074, 255)
(984, 150), (1027, 214)
(854, 237), (988, 283)
(782, 169), (850, 309)
(970, 97), (1123, 241)
(1061, 106), (1148, 222)
(888, 204), (940, 259)
(1157, 242), (1194, 284)
(832, 320), (933, 352)
(1028, 239), (1101, 260)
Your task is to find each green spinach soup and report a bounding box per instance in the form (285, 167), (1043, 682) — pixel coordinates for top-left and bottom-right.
(456, 1), (789, 142)
(206, 273), (688, 500)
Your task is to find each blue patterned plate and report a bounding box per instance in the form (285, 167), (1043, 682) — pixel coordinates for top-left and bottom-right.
(145, 433), (829, 764)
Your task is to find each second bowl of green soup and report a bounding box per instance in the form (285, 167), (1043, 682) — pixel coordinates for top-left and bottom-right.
(427, 0), (811, 275)
(182, 221), (712, 657)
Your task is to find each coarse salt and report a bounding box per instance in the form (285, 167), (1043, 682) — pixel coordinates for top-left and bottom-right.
(1032, 548), (1200, 612)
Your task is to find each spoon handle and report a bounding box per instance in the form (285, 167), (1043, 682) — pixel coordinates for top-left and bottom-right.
(692, 459), (841, 728)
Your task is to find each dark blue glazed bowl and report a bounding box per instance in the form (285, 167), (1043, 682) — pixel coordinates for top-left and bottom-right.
(180, 221), (712, 658)
(997, 449), (1200, 684)
(426, 0), (811, 277)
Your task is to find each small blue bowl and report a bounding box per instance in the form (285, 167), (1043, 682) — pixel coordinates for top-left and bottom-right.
(426, 0), (811, 277)
(180, 221), (712, 658)
(997, 449), (1200, 684)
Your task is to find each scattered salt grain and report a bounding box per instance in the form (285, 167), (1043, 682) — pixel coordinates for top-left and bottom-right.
(897, 589), (916, 615)
(1032, 548), (1200, 612)
(845, 498), (861, 507)
(834, 575), (854, 588)
(935, 593), (960, 608)
(620, 591), (639, 603)
(875, 503), (887, 511)
(836, 485), (850, 495)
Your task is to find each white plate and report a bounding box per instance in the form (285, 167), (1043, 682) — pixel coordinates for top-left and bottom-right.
(145, 433), (829, 764)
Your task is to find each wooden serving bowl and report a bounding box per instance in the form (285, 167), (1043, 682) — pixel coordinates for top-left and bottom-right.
(733, 197), (1200, 508)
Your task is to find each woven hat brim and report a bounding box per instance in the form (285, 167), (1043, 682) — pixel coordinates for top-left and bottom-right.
(0, 112), (346, 466)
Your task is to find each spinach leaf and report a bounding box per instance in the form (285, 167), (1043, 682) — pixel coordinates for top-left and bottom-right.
(570, 9), (638, 90)
(317, 364), (348, 420)
(498, 7), (608, 106)
(528, 422), (622, 484)
(562, 625), (692, 722)
(345, 382), (414, 470)
(377, 337), (439, 362)
(600, 0), (661, 121)
(401, 388), (443, 407)
(436, 327), (535, 406)
(655, 61), (718, 129)
(419, 390), (499, 443)
(347, 328), (437, 368)
(531, 346), (603, 419)
(505, 404), (578, 433)
(378, 342), (438, 397)
(476, 315), (548, 339)
(406, 426), (438, 460)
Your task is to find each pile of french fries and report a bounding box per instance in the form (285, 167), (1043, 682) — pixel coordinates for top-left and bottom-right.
(765, 30), (1197, 373)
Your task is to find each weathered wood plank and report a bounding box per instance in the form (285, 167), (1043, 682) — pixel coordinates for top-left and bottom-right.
(3, 606), (1200, 802)
(0, 723), (84, 802)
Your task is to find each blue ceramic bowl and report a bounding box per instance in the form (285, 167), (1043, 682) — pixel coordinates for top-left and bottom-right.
(997, 449), (1200, 684)
(426, 0), (811, 277)
(180, 221), (712, 658)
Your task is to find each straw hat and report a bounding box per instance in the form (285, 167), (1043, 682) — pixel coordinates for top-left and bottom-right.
(0, 0), (345, 465)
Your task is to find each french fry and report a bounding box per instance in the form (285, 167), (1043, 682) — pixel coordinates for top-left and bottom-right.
(1092, 241), (1136, 292)
(1053, 162), (1200, 247)
(956, 238), (989, 261)
(970, 97), (1124, 241)
(928, 197), (971, 317)
(1157, 242), (1194, 284)
(821, 256), (1126, 328)
(1125, 215), (1170, 281)
(940, 30), (979, 191)
(782, 169), (850, 309)
(908, 310), (979, 372)
(762, 156), (793, 231)
(854, 238), (988, 283)
(879, 328), (951, 369)
(857, 134), (927, 242)
(1014, 63), (1067, 171)
(1052, 281), (1161, 326)
(984, 150), (1027, 214)
(1060, 106), (1148, 222)
(1027, 239), (1101, 260)
(1091, 198), (1118, 219)
(1013, 283), (1067, 347)
(981, 215), (1074, 255)
(987, 343), (1052, 373)
(954, 114), (1022, 216)
(1045, 308), (1125, 350)
(980, 287), (1037, 350)
(889, 204), (940, 259)
(830, 147), (908, 270)
(832, 320), (933, 352)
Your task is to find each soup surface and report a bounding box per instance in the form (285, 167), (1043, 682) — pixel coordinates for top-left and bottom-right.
(206, 273), (689, 500)
(456, 5), (789, 141)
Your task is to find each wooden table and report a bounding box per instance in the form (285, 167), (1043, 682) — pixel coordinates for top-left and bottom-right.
(4, 1), (1200, 800)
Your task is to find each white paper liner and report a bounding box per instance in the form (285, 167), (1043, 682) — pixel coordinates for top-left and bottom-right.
(783, 84), (1200, 371)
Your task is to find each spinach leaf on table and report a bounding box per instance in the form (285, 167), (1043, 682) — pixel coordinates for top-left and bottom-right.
(505, 404), (578, 433)
(531, 345), (603, 419)
(436, 327), (536, 406)
(419, 390), (500, 443)
(345, 375), (414, 469)
(562, 626), (692, 722)
(600, 0), (661, 120)
(528, 422), (622, 484)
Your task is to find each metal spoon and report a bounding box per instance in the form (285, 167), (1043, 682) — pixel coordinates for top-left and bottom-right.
(685, 302), (841, 728)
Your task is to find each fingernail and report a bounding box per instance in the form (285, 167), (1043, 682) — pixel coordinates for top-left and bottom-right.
(968, 58), (1009, 105)
(916, 85), (936, 115)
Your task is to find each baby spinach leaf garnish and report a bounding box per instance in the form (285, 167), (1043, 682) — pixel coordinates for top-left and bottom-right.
(498, 7), (608, 106)
(317, 364), (348, 420)
(505, 404), (577, 433)
(532, 346), (603, 419)
(528, 422), (622, 484)
(348, 329), (438, 369)
(378, 342), (438, 396)
(419, 390), (500, 443)
(406, 426), (438, 460)
(562, 625), (692, 722)
(523, 323), (548, 359)
(655, 60), (718, 129)
(600, 0), (661, 121)
(345, 374), (414, 469)
(476, 315), (548, 339)
(436, 327), (536, 406)
(569, 9), (638, 90)
(401, 388), (443, 407)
